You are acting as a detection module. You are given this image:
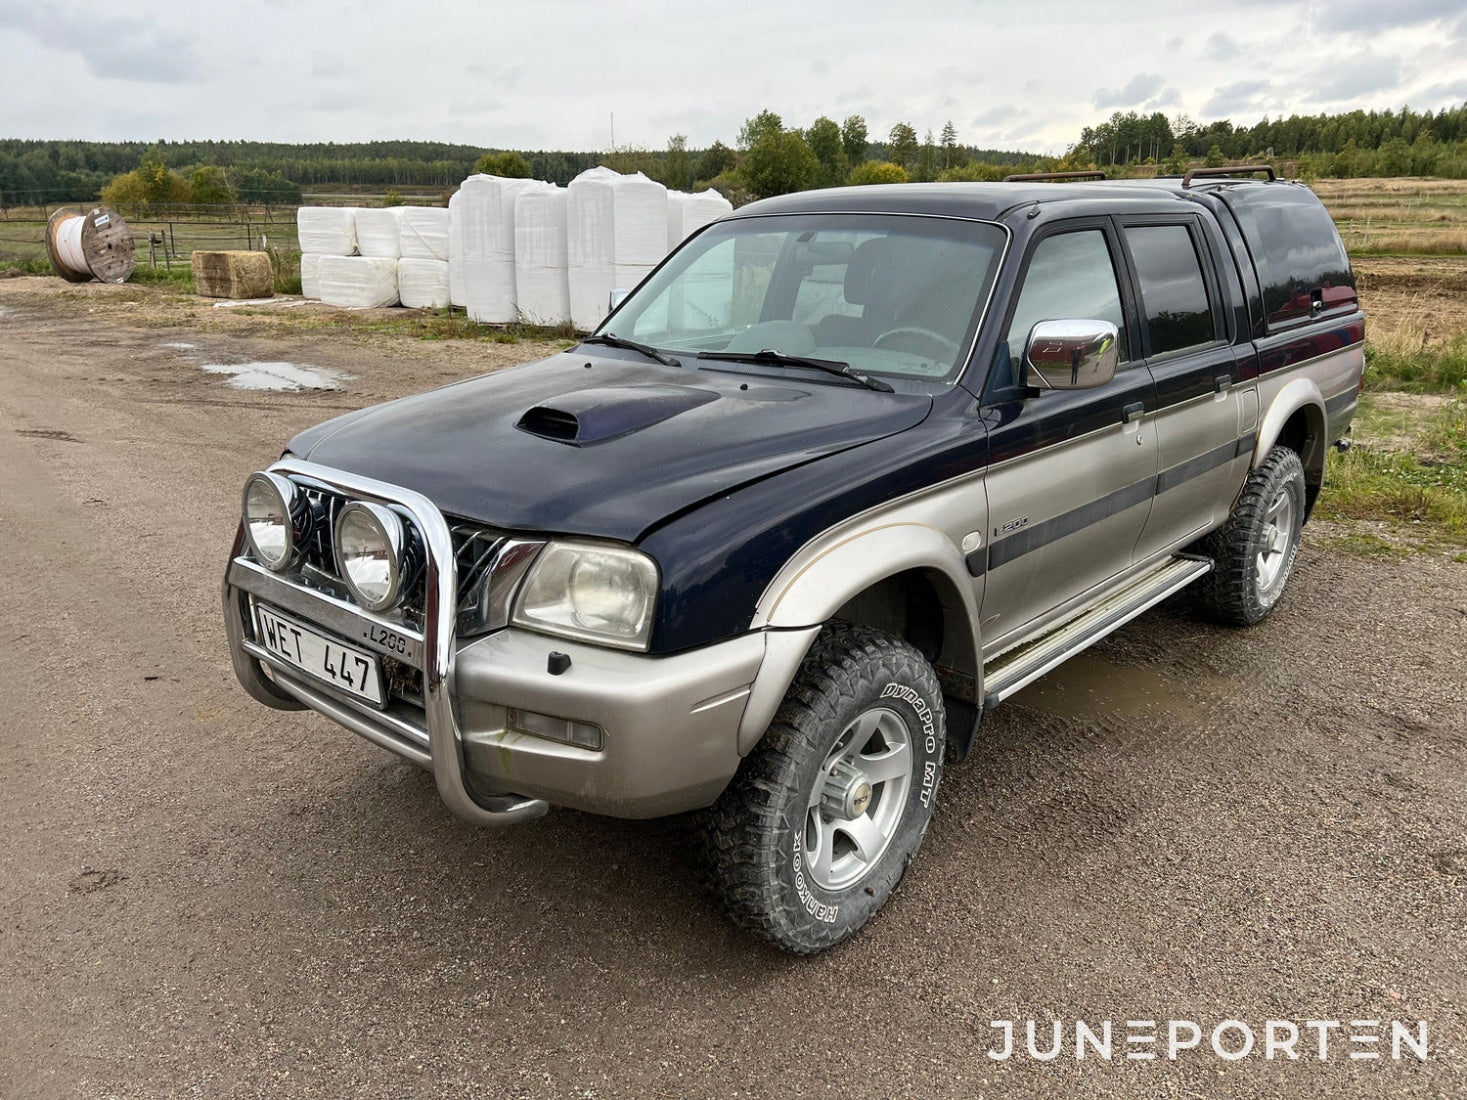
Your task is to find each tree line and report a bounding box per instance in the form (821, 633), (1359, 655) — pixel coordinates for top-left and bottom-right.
(3, 100), (1465, 209)
(1076, 103), (1467, 179)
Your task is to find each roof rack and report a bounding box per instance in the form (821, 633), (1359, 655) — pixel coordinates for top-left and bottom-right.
(1002, 170), (1108, 183)
(1181, 164), (1277, 188)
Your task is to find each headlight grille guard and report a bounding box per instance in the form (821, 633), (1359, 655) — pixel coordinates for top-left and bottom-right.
(224, 457), (548, 826)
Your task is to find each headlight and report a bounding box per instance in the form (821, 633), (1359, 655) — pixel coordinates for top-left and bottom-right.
(334, 501), (405, 612)
(242, 472), (303, 571)
(511, 540), (658, 650)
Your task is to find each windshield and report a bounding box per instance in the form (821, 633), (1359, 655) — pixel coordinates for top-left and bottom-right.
(599, 213), (1007, 388)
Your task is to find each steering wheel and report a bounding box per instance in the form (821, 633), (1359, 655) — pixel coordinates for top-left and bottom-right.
(873, 326), (962, 360)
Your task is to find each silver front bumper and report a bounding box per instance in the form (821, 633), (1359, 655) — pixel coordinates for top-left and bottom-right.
(224, 458), (547, 826)
(223, 459), (813, 821)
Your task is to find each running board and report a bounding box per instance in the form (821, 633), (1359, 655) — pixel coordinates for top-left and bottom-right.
(981, 555), (1212, 710)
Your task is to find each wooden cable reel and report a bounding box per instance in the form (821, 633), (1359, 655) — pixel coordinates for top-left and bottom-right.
(46, 207), (135, 284)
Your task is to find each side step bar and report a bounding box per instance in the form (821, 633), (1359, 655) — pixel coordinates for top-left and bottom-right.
(981, 555), (1212, 710)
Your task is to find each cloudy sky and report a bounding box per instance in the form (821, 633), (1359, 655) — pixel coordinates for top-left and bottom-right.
(2, 0), (1465, 154)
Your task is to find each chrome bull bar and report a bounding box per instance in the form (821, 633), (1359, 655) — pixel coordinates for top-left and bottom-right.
(222, 458), (549, 826)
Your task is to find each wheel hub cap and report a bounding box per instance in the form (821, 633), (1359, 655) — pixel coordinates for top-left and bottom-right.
(803, 706), (915, 891)
(821, 760), (874, 819)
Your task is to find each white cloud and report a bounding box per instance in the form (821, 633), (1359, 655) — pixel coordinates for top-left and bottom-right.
(0, 0), (1461, 154)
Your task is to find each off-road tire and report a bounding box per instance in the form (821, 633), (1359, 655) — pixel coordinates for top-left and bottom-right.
(1197, 445), (1307, 626)
(694, 622), (945, 955)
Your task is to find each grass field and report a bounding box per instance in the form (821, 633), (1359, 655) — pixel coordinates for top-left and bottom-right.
(1313, 177), (1467, 256)
(1309, 180), (1466, 556)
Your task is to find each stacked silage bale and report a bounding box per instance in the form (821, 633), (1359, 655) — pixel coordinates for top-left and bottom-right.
(459, 174), (549, 323)
(296, 207), (357, 300)
(297, 205), (403, 308)
(567, 168), (669, 332)
(316, 255), (401, 309)
(667, 189), (733, 247)
(514, 186), (571, 327)
(397, 207), (451, 309)
(447, 190), (466, 308)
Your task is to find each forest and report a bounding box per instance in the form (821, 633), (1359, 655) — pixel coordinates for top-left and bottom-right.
(2, 101), (1464, 209)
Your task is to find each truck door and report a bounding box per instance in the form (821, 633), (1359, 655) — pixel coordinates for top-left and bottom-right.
(976, 221), (1158, 651)
(1118, 216), (1253, 560)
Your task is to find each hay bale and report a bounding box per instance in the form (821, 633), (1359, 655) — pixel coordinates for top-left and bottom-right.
(191, 251), (275, 299)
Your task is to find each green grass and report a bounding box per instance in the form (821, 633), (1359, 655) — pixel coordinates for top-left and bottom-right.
(1315, 394), (1467, 552)
(0, 256), (52, 275)
(1364, 334), (1467, 393)
(130, 264), (194, 290)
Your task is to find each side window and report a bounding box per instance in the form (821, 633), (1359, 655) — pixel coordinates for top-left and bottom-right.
(1003, 229), (1130, 370)
(1124, 225), (1217, 357)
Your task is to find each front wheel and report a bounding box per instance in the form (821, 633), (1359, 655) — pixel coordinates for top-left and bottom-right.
(695, 622), (945, 955)
(1197, 445), (1307, 626)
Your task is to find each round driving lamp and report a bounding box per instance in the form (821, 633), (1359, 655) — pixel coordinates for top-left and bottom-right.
(242, 472), (301, 572)
(334, 501), (405, 613)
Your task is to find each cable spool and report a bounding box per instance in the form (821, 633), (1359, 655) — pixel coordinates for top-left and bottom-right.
(46, 207), (135, 284)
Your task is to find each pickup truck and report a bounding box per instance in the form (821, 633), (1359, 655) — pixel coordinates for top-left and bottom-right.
(224, 167), (1363, 954)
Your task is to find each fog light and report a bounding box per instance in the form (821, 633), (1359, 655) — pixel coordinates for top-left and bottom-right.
(507, 708), (603, 751)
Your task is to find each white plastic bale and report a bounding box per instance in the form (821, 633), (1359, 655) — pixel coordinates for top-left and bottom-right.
(399, 206), (450, 261)
(354, 208), (403, 259)
(448, 190), (465, 307)
(567, 168), (670, 331)
(610, 171), (668, 300)
(317, 255), (400, 309)
(566, 166), (619, 331)
(459, 174), (544, 324)
(296, 207), (358, 256)
(397, 258), (451, 309)
(667, 188), (733, 247)
(300, 253), (323, 300)
(514, 186), (570, 327)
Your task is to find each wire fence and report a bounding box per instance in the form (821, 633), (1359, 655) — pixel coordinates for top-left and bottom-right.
(0, 203), (303, 270)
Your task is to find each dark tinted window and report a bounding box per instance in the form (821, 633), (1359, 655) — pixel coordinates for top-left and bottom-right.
(1220, 186), (1356, 330)
(1125, 225), (1216, 356)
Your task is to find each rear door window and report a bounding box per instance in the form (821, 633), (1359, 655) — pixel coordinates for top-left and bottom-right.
(1123, 224), (1218, 357)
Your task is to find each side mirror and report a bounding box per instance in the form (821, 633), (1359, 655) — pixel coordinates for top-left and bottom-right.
(608, 287), (631, 311)
(1024, 319), (1119, 391)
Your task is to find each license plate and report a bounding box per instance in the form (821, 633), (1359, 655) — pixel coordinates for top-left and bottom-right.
(254, 604), (385, 707)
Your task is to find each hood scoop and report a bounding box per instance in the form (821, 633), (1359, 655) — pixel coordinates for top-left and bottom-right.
(516, 384), (719, 445)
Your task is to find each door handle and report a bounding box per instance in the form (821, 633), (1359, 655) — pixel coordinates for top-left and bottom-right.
(1123, 402), (1145, 424)
(1214, 374), (1233, 393)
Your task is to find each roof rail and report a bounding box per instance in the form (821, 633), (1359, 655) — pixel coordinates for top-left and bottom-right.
(1181, 164), (1277, 188)
(1002, 170), (1108, 183)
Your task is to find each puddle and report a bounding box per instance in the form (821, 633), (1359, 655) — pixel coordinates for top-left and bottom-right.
(200, 361), (349, 392)
(1010, 651), (1235, 725)
(162, 341), (196, 350)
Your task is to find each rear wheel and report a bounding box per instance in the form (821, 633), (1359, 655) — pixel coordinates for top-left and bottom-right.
(1197, 445), (1307, 626)
(695, 622), (945, 955)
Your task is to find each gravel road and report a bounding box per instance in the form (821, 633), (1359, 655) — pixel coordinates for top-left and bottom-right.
(1, 278), (1464, 1099)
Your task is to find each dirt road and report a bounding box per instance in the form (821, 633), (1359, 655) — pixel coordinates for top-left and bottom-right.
(1, 278), (1464, 1098)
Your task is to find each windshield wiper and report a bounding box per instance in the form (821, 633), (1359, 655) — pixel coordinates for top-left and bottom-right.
(582, 333), (682, 368)
(696, 348), (894, 392)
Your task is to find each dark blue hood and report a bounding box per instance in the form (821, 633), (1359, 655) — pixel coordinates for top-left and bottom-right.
(289, 352), (932, 542)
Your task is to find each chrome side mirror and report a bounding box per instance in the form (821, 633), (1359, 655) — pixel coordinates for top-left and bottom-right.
(1024, 319), (1120, 391)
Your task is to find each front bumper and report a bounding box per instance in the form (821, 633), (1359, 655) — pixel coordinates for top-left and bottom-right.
(223, 459), (813, 821)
